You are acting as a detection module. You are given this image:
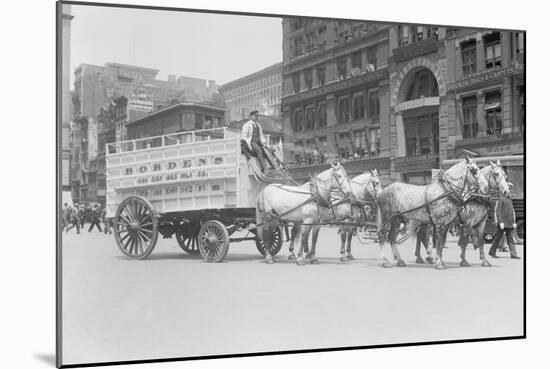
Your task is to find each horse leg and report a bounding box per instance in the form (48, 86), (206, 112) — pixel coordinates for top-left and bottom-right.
(288, 224), (299, 260)
(434, 225), (448, 270)
(308, 226), (320, 264)
(415, 225), (425, 264)
(458, 229), (471, 267)
(261, 225), (274, 264)
(296, 225), (311, 266)
(340, 228), (347, 262)
(378, 228), (393, 268)
(346, 230), (354, 260)
(477, 221), (492, 267)
(389, 222), (406, 267)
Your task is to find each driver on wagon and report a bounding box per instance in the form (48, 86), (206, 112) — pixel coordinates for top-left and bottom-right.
(241, 110), (268, 173)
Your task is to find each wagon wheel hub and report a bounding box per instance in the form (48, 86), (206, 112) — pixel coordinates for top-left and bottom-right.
(206, 234), (219, 248)
(130, 221), (140, 230)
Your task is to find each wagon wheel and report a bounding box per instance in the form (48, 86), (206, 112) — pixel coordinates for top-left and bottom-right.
(175, 221), (201, 255)
(114, 196), (158, 259)
(198, 220), (230, 262)
(255, 226), (283, 256)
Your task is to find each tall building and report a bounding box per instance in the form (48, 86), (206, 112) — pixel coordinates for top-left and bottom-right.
(219, 62), (283, 122)
(281, 18), (525, 184)
(281, 19), (392, 183)
(177, 76), (220, 103)
(70, 116), (98, 204)
(61, 4), (73, 192)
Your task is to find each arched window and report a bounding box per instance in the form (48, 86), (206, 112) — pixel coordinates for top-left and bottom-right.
(405, 69), (438, 100)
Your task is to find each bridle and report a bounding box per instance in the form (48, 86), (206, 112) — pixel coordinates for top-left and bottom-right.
(437, 163), (483, 206)
(309, 167), (350, 207)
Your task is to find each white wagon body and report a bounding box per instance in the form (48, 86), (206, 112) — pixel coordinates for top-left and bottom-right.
(105, 127), (286, 261)
(106, 127), (264, 218)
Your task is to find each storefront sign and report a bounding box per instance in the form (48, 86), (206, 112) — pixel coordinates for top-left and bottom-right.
(394, 153), (438, 171)
(449, 62), (524, 91)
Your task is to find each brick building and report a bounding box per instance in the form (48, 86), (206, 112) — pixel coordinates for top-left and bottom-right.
(219, 62), (283, 122)
(281, 18), (525, 184)
(70, 116), (98, 204)
(281, 19), (392, 182)
(126, 102), (226, 141)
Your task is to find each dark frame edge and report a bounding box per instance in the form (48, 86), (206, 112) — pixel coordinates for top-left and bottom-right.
(56, 1), (63, 368)
(59, 335), (525, 368)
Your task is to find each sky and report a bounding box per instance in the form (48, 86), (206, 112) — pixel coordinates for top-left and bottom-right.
(69, 4), (283, 86)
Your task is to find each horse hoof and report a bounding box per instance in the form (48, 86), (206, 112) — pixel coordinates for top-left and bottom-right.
(415, 257), (425, 264)
(426, 257), (435, 264)
(460, 260), (471, 267)
(296, 259), (306, 266)
(435, 263), (447, 270)
(481, 260), (492, 267)
(382, 261), (393, 268)
(396, 260), (407, 267)
(265, 258), (274, 265)
(288, 254), (296, 260)
(346, 255), (355, 261)
(310, 259), (320, 265)
(340, 256), (347, 262)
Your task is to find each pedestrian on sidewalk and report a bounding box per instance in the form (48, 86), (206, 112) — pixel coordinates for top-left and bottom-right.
(65, 206), (81, 234)
(101, 207), (112, 235)
(489, 192), (520, 259)
(88, 205), (103, 233)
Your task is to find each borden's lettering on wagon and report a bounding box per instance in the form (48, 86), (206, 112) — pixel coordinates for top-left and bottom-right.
(123, 156), (224, 176)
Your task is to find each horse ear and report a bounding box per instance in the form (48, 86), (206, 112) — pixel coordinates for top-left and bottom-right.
(465, 156), (472, 164)
(496, 159), (501, 166)
(374, 168), (378, 175)
(490, 161), (496, 168)
(369, 169), (374, 175)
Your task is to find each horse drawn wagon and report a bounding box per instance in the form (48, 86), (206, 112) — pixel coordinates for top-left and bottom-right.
(105, 127), (291, 262)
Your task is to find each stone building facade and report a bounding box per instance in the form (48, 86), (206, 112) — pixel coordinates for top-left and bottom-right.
(219, 62), (283, 122)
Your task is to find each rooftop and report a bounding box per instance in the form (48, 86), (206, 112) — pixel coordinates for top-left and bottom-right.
(219, 62), (283, 92)
(126, 102), (226, 127)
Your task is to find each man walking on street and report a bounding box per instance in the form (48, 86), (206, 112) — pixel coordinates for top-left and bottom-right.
(78, 205), (86, 229)
(65, 206), (80, 234)
(88, 205), (103, 232)
(241, 110), (268, 173)
(489, 192), (520, 259)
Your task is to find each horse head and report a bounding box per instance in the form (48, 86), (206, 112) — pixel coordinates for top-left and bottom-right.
(366, 168), (382, 199)
(329, 162), (353, 197)
(485, 160), (510, 195)
(465, 156), (489, 194)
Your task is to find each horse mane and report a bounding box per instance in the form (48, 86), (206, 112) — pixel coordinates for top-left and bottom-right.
(445, 160), (468, 179)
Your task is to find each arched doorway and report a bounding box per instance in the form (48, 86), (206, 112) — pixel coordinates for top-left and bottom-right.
(392, 63), (444, 184)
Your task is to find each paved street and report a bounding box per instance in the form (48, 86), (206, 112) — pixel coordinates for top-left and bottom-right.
(61, 227), (524, 366)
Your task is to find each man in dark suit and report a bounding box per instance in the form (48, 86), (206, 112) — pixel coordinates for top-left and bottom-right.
(489, 192), (520, 259)
(88, 205), (103, 233)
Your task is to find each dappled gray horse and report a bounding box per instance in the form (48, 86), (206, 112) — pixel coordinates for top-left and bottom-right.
(376, 158), (488, 269)
(256, 163), (352, 264)
(412, 160), (509, 267)
(287, 169), (382, 264)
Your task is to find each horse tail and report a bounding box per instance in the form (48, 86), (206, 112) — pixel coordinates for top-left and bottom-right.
(256, 189), (266, 224)
(376, 201), (384, 233)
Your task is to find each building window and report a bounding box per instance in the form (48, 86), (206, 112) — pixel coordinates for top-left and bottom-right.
(461, 40), (477, 76)
(427, 27), (439, 40)
(292, 72), (301, 93)
(305, 106), (315, 130)
(351, 51), (362, 70)
(305, 33), (315, 53)
(462, 96), (478, 138)
(293, 109), (304, 132)
(485, 91), (502, 136)
(294, 37), (304, 57)
(338, 132), (351, 159)
(414, 26), (425, 42)
(398, 25), (410, 46)
(353, 130), (365, 158)
(317, 102), (327, 128)
(317, 26), (327, 51)
(317, 64), (326, 86)
(338, 97), (350, 123)
(304, 68), (313, 90)
(367, 46), (377, 71)
(368, 127), (380, 156)
(484, 32), (502, 69)
(403, 171), (432, 185)
(291, 18), (303, 31)
(353, 93), (365, 120)
(405, 114), (438, 156)
(406, 70), (438, 100)
(337, 57), (348, 80)
(368, 90), (380, 117)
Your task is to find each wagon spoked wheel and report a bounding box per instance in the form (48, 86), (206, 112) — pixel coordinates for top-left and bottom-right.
(255, 226), (283, 256)
(114, 196), (158, 260)
(175, 222), (201, 255)
(198, 220), (230, 262)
